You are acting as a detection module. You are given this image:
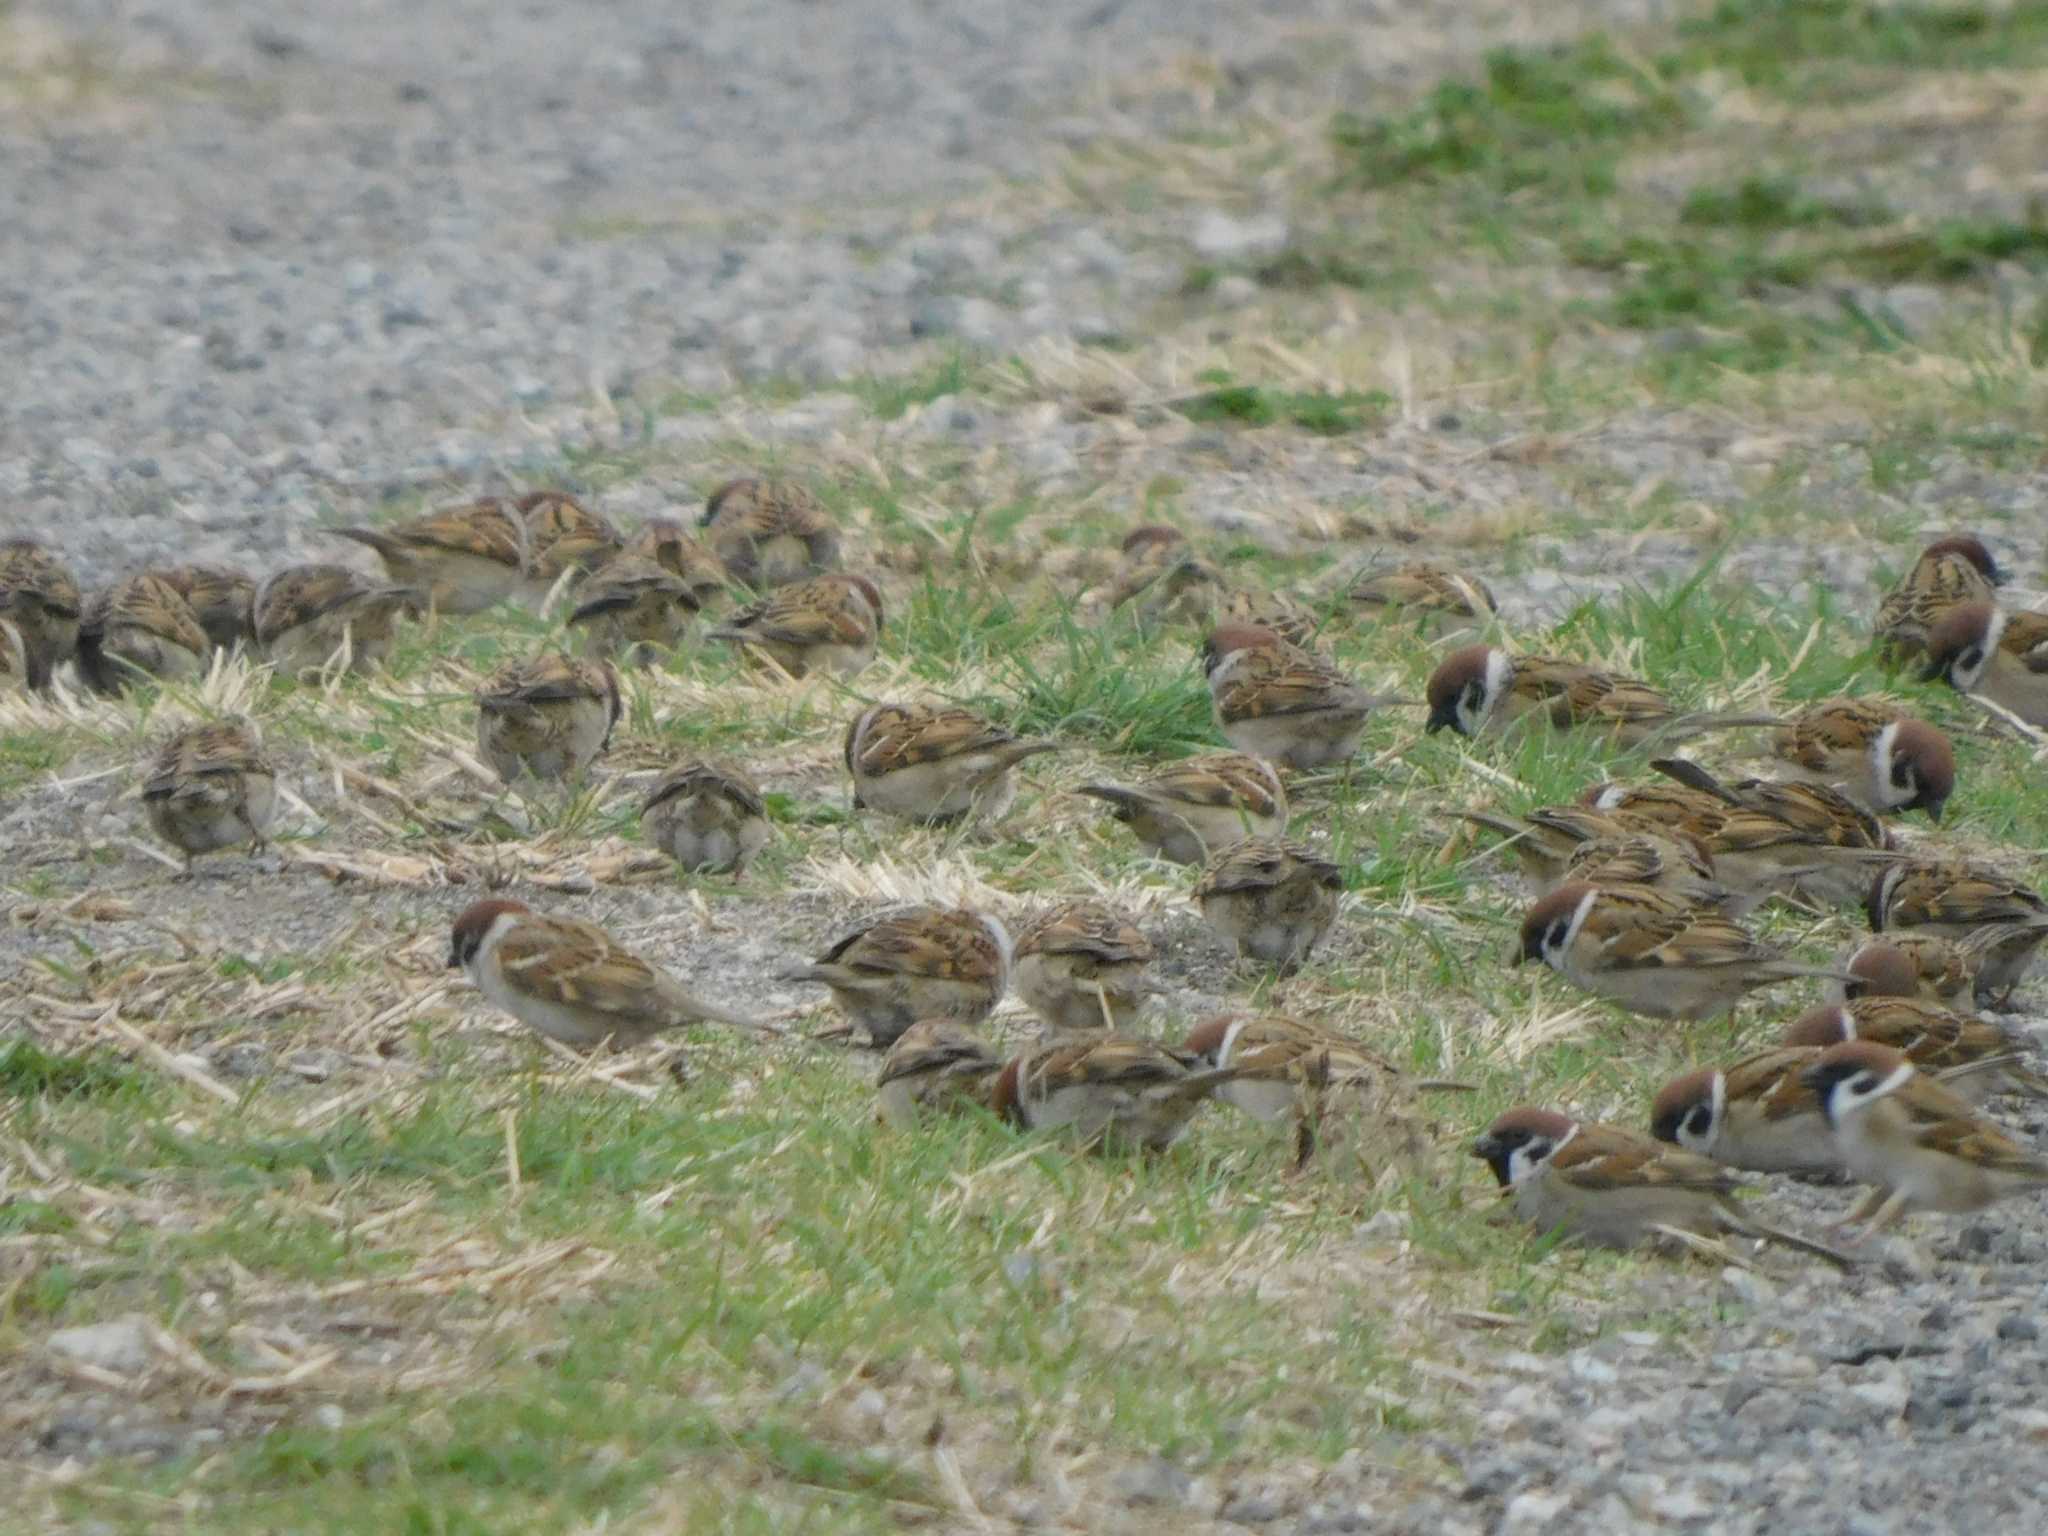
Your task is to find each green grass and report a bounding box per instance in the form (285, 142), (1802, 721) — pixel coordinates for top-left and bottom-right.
(1178, 373), (1394, 435)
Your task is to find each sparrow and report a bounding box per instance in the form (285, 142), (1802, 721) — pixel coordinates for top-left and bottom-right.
(700, 477), (839, 589)
(75, 572), (209, 694)
(1471, 1109), (1848, 1264)
(516, 490), (624, 600)
(337, 499), (531, 615)
(253, 564), (420, 679)
(1873, 534), (2001, 661)
(1347, 561), (1499, 637)
(640, 760), (771, 875)
(0, 537), (83, 690)
(152, 563), (256, 655)
(625, 516), (734, 608)
(1650, 1047), (1842, 1177)
(1460, 805), (1725, 900)
(1011, 900), (1159, 1036)
(1217, 586), (1320, 649)
(565, 554), (701, 666)
(783, 905), (1011, 1047)
(1558, 833), (1734, 910)
(1921, 600), (2048, 726)
(447, 897), (762, 1050)
(0, 615), (24, 693)
(876, 1019), (1004, 1127)
(1782, 997), (2048, 1102)
(1077, 751), (1289, 865)
(1866, 858), (2048, 1001)
(1517, 881), (1849, 1020)
(475, 654), (622, 785)
(842, 702), (1059, 824)
(140, 718), (279, 874)
(1202, 625), (1386, 769)
(707, 573), (884, 679)
(1193, 835), (1343, 972)
(1837, 932), (1993, 1008)
(1766, 698), (1954, 820)
(1803, 1041), (2048, 1238)
(1425, 646), (1777, 747)
(1648, 758), (1896, 908)
(1105, 526), (1212, 626)
(990, 1034), (1238, 1152)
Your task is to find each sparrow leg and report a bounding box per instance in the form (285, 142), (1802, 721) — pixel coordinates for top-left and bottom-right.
(1829, 1186), (1888, 1234)
(1848, 1188), (1911, 1245)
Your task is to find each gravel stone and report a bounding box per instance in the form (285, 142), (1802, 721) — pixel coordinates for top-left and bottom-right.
(47, 1317), (152, 1375)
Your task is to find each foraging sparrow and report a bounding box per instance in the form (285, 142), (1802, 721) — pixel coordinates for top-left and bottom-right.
(783, 905), (1011, 1047)
(700, 477), (839, 589)
(876, 1019), (1004, 1127)
(626, 516), (734, 608)
(1471, 1109), (1847, 1264)
(153, 563), (256, 655)
(0, 537), (83, 690)
(337, 499), (531, 615)
(991, 1034), (1237, 1152)
(475, 653), (622, 785)
(517, 490), (623, 601)
(1011, 899), (1159, 1036)
(1873, 534), (2001, 661)
(566, 554), (701, 666)
(1783, 997), (2048, 1102)
(1837, 932), (1993, 1009)
(1648, 758), (1896, 908)
(76, 572), (209, 694)
(1426, 646), (1776, 747)
(1803, 1041), (2048, 1237)
(1460, 805), (1724, 901)
(1217, 585), (1320, 649)
(1867, 857), (2048, 1001)
(253, 564), (420, 679)
(1650, 1047), (1842, 1177)
(1347, 561), (1499, 637)
(640, 760), (771, 874)
(707, 572), (884, 679)
(1078, 751), (1288, 865)
(1193, 835), (1343, 972)
(1516, 881), (1848, 1020)
(842, 702), (1059, 824)
(1561, 832), (1733, 910)
(1203, 624), (1385, 769)
(140, 718), (279, 874)
(1922, 601), (2048, 727)
(1767, 698), (1954, 820)
(447, 897), (762, 1049)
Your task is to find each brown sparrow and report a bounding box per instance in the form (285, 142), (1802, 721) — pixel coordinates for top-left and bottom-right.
(447, 897), (761, 1049)
(700, 477), (839, 589)
(991, 1035), (1237, 1152)
(1803, 1041), (2048, 1238)
(1217, 586), (1319, 649)
(76, 572), (209, 694)
(253, 564), (420, 679)
(0, 537), (83, 690)
(141, 718), (279, 874)
(1783, 997), (2048, 1103)
(1078, 751), (1288, 865)
(1181, 1012), (1421, 1173)
(1105, 525), (1195, 616)
(1517, 881), (1848, 1020)
(337, 499), (530, 614)
(876, 1020), (1003, 1127)
(707, 573), (883, 679)
(566, 555), (700, 665)
(843, 702), (1059, 824)
(517, 490), (623, 602)
(1426, 646), (1776, 747)
(1922, 600), (2048, 727)
(1837, 932), (1994, 1009)
(1649, 758), (1896, 908)
(1011, 900), (1159, 1036)
(1767, 698), (1954, 820)
(1193, 835), (1343, 971)
(626, 516), (734, 608)
(1461, 805), (1722, 898)
(475, 654), (622, 785)
(1873, 534), (2001, 661)
(153, 563), (256, 655)
(783, 905), (1011, 1047)
(1867, 858), (2048, 1000)
(641, 760), (771, 874)
(1471, 1109), (1847, 1264)
(1650, 1047), (1841, 1177)
(1347, 561), (1499, 637)
(1560, 832), (1733, 910)
(1203, 625), (1386, 769)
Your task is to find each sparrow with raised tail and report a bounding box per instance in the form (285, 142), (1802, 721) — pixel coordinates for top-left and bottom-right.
(1648, 758), (1896, 908)
(141, 718), (279, 874)
(1203, 624), (1386, 769)
(707, 573), (884, 679)
(991, 1035), (1237, 1152)
(1194, 835), (1343, 971)
(1767, 698), (1954, 820)
(475, 654), (622, 785)
(1803, 1041), (2048, 1238)
(640, 760), (771, 874)
(1078, 751), (1288, 865)
(1426, 646), (1778, 747)
(337, 499), (531, 615)
(876, 1020), (1004, 1127)
(1873, 534), (2001, 661)
(566, 555), (700, 665)
(0, 538), (83, 690)
(153, 563), (255, 655)
(1517, 881), (1849, 1020)
(843, 702), (1059, 824)
(76, 573), (210, 694)
(1782, 997), (2048, 1102)
(1922, 600), (2048, 726)
(1347, 561), (1499, 637)
(253, 564), (420, 679)
(626, 516), (734, 608)
(783, 905), (1011, 1047)
(701, 477), (839, 589)
(1650, 1047), (1842, 1176)
(1011, 900), (1159, 1036)
(447, 897), (763, 1050)
(1867, 858), (2048, 1000)
(1837, 932), (1993, 1008)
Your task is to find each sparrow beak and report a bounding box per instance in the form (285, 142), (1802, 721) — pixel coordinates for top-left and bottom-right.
(1468, 1134), (1501, 1160)
(1917, 657), (1949, 685)
(1425, 703), (1459, 735)
(1920, 796), (1945, 825)
(445, 945), (462, 971)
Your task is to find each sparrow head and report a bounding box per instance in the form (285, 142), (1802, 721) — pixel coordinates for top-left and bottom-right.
(1200, 624), (1284, 677)
(1425, 645), (1506, 735)
(448, 898), (530, 970)
(1470, 1106), (1577, 1188)
(1920, 601), (1998, 691)
(1878, 718), (1954, 821)
(1649, 1068), (1724, 1153)
(1781, 1002), (1853, 1049)
(1120, 524), (1186, 557)
(1800, 1040), (1914, 1125)
(1178, 1014), (1244, 1067)
(1841, 941), (1917, 1001)
(837, 573), (886, 630)
(1921, 534), (2002, 586)
(1516, 883), (1598, 969)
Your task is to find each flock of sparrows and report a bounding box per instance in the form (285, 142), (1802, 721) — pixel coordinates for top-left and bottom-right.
(7, 503), (2048, 1267)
